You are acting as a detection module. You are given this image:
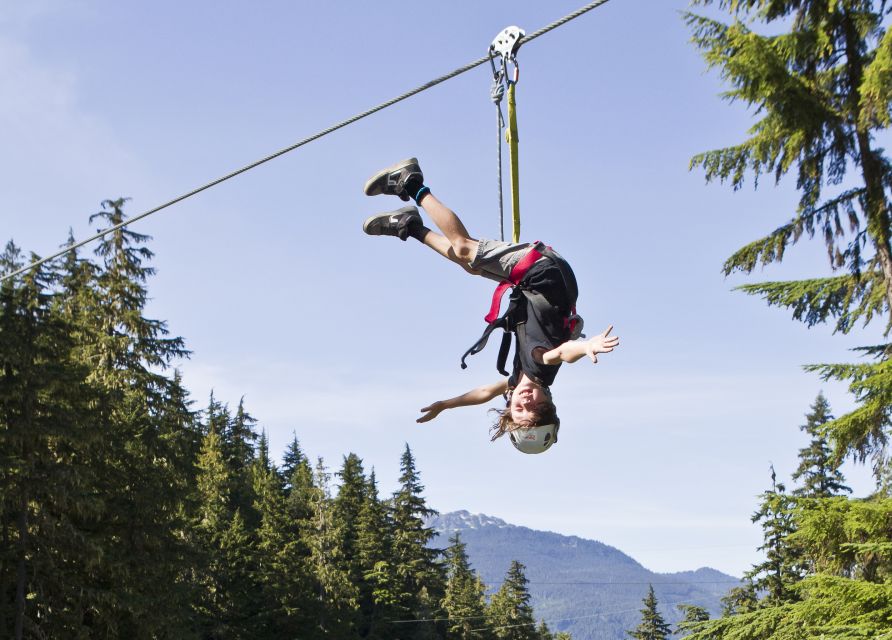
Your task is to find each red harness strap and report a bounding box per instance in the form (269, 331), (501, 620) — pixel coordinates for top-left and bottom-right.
(484, 244), (545, 324)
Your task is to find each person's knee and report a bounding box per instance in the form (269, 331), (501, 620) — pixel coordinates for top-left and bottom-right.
(452, 238), (477, 261)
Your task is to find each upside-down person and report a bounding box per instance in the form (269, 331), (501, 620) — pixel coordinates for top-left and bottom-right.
(362, 158), (619, 454)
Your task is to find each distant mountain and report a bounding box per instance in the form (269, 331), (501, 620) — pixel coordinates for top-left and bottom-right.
(428, 511), (739, 640)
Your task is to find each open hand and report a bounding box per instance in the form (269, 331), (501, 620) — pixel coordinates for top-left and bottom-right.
(417, 401), (446, 423)
(585, 325), (619, 363)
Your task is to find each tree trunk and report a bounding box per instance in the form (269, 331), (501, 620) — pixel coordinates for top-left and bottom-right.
(856, 128), (892, 317)
(842, 10), (892, 320)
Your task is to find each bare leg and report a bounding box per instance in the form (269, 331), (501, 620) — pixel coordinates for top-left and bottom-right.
(417, 226), (483, 275)
(417, 192), (480, 263)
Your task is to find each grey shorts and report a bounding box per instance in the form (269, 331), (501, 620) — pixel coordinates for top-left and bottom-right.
(468, 239), (534, 282)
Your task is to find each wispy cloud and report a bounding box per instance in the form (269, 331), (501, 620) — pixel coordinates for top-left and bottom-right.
(0, 18), (147, 245)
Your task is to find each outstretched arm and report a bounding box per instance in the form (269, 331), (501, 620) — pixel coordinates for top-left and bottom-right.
(541, 325), (619, 365)
(417, 379), (509, 423)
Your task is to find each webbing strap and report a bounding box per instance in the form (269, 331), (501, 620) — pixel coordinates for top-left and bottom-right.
(506, 82), (520, 242)
(484, 243), (544, 323)
(460, 318), (505, 370)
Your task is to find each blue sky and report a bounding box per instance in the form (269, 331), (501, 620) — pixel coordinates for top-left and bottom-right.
(1, 0), (883, 577)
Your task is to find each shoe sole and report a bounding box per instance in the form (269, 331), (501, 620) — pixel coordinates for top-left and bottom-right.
(362, 206), (420, 235)
(363, 157), (420, 196)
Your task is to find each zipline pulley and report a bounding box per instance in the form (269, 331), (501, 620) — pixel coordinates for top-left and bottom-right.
(490, 25), (524, 72)
(489, 26), (524, 243)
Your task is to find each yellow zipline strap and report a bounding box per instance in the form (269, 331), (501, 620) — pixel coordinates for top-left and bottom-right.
(506, 81), (520, 242)
(490, 25), (525, 243)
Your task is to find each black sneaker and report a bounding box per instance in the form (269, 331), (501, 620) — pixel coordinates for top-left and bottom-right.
(363, 158), (423, 201)
(362, 206), (423, 241)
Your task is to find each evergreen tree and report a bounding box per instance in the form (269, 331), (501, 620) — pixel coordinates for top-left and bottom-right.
(719, 580), (758, 617)
(792, 393), (851, 498)
(281, 431), (317, 638)
(536, 620), (554, 640)
(356, 469), (400, 640)
(334, 453), (375, 635)
(226, 398), (259, 526)
(282, 431), (308, 493)
(686, 0), (892, 479)
(487, 561), (537, 640)
(218, 508), (263, 637)
(250, 432), (314, 637)
(74, 198), (193, 634)
(442, 533), (490, 640)
(685, 5), (892, 634)
(193, 422), (237, 636)
(284, 435), (315, 525)
(390, 444), (446, 633)
(536, 621), (571, 640)
(745, 468), (802, 604)
(235, 431), (318, 638)
(790, 494), (892, 582)
(0, 248), (102, 638)
(334, 453), (368, 586)
(227, 399), (259, 479)
(194, 421), (273, 638)
(195, 423), (231, 536)
(627, 585), (670, 640)
(675, 604), (709, 637)
(306, 458), (358, 638)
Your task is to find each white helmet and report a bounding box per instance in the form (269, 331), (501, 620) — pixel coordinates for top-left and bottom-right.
(508, 423), (559, 454)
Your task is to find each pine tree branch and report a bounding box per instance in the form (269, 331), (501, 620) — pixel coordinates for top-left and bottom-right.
(722, 188), (865, 274)
(687, 14), (847, 192)
(804, 359), (892, 466)
(852, 343), (892, 359)
(735, 270), (887, 333)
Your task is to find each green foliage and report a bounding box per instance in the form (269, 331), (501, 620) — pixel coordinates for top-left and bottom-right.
(720, 581), (759, 617)
(805, 356), (892, 473)
(0, 204), (568, 639)
(676, 604), (711, 637)
(627, 585), (671, 640)
(735, 271), (886, 335)
(686, 392), (892, 640)
(792, 393), (851, 498)
(391, 444), (447, 632)
(789, 495), (892, 582)
(334, 453), (368, 587)
(488, 561), (538, 640)
(306, 458), (359, 638)
(356, 470), (400, 639)
(721, 189), (865, 276)
(688, 0), (892, 480)
(745, 474), (802, 604)
(442, 533), (491, 640)
(859, 25), (892, 128)
(685, 575), (892, 640)
(0, 251), (104, 638)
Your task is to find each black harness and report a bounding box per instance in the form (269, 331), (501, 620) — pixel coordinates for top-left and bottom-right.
(460, 242), (582, 376)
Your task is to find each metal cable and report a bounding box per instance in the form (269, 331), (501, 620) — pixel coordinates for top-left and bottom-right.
(1, 0), (613, 284)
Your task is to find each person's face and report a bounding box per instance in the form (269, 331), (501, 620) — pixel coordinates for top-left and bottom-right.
(509, 378), (546, 426)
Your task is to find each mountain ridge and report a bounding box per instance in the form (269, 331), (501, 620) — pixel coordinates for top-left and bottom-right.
(428, 510), (738, 640)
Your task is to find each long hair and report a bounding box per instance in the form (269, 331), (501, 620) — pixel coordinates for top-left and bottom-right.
(489, 386), (560, 442)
